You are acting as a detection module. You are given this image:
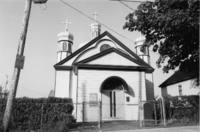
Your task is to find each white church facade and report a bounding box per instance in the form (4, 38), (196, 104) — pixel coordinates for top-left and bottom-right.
(54, 20), (155, 122)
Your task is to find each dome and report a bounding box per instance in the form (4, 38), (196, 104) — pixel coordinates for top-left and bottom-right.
(57, 31), (74, 42)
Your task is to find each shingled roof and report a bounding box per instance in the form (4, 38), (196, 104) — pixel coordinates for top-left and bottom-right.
(159, 70), (196, 88)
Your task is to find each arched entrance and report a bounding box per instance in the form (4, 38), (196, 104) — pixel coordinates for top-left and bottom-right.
(100, 76), (128, 120)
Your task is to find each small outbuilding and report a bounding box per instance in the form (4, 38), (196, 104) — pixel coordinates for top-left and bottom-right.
(159, 70), (199, 97)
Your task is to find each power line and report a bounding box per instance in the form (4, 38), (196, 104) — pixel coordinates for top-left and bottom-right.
(118, 1), (136, 11)
(110, 0), (144, 3)
(59, 0), (135, 43)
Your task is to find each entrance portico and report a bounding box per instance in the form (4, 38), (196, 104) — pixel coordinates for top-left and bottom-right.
(101, 76), (128, 120)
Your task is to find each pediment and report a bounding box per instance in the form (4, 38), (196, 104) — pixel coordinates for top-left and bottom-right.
(76, 48), (145, 67)
(54, 31), (150, 68)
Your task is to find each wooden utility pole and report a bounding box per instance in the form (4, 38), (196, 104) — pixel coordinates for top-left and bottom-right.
(3, 0), (32, 131)
(3, 0), (48, 131)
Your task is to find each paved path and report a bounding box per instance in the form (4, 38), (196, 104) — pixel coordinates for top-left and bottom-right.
(106, 126), (199, 132)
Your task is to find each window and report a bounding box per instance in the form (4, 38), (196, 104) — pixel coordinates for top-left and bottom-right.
(62, 42), (67, 51)
(100, 44), (111, 52)
(126, 96), (130, 102)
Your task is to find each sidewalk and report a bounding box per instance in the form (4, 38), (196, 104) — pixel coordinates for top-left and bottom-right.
(106, 126), (199, 132)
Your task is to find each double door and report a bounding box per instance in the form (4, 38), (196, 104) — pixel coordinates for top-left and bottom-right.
(109, 90), (125, 119)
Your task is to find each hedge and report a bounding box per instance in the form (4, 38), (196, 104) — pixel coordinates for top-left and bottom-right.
(163, 95), (199, 124)
(0, 97), (74, 131)
(147, 95), (199, 125)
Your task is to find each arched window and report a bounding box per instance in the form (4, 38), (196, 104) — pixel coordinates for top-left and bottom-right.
(100, 44), (111, 52)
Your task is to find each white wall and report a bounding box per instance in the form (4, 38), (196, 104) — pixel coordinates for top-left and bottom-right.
(76, 69), (146, 122)
(162, 79), (200, 96)
(55, 70), (70, 97)
(88, 52), (139, 66)
(145, 73), (154, 100)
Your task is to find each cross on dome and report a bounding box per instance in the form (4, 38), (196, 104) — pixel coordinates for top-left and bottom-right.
(92, 12), (98, 22)
(63, 19), (71, 31)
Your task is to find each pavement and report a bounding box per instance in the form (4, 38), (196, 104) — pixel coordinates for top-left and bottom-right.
(69, 121), (200, 132)
(105, 126), (200, 132)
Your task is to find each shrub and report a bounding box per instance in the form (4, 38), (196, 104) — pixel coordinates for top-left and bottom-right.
(0, 97), (74, 131)
(164, 95), (199, 124)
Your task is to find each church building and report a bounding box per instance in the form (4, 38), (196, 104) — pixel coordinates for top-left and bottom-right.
(54, 19), (154, 122)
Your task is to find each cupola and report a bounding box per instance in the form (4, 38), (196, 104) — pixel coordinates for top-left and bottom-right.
(57, 19), (74, 62)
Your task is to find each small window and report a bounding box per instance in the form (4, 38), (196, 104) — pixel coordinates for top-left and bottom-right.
(62, 42), (68, 51)
(100, 44), (111, 52)
(126, 96), (130, 102)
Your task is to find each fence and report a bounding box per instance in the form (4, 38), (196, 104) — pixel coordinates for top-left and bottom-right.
(142, 96), (199, 127)
(0, 96), (198, 131)
(69, 96), (199, 130)
(69, 100), (166, 130)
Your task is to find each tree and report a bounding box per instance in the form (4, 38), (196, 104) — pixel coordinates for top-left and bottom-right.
(124, 0), (199, 81)
(0, 85), (2, 98)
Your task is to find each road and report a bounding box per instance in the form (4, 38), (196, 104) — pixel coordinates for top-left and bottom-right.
(106, 126), (199, 132)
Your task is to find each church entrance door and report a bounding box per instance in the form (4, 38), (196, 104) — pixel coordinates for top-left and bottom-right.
(109, 90), (124, 119)
(101, 76), (128, 120)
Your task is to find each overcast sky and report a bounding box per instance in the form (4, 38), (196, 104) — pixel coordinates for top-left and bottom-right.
(0, 0), (172, 98)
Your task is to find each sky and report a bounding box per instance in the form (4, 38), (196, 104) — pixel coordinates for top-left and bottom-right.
(0, 0), (173, 98)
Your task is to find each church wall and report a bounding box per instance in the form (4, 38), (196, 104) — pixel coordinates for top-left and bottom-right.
(55, 70), (70, 97)
(145, 73), (154, 100)
(76, 69), (146, 122)
(71, 72), (78, 119)
(141, 72), (146, 101)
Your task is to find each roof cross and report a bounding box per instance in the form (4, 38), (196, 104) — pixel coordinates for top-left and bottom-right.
(92, 12), (98, 22)
(62, 19), (71, 31)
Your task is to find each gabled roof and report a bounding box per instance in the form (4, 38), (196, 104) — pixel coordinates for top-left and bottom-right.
(76, 48), (146, 66)
(159, 71), (196, 88)
(54, 31), (151, 68)
(75, 48), (154, 73)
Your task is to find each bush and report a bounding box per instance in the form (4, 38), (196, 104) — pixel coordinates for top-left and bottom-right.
(0, 97), (74, 131)
(164, 95), (199, 124)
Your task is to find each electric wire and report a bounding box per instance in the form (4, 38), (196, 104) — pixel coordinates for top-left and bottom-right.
(110, 0), (144, 3)
(118, 1), (136, 11)
(59, 0), (135, 43)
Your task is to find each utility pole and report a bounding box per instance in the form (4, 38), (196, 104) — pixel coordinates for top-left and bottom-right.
(4, 75), (8, 92)
(3, 0), (48, 132)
